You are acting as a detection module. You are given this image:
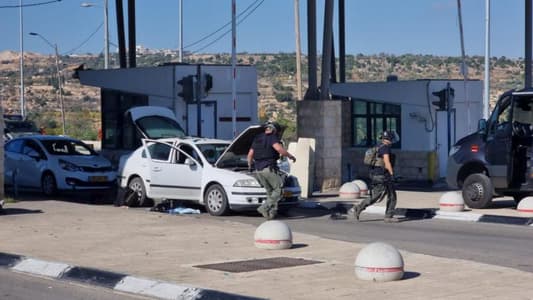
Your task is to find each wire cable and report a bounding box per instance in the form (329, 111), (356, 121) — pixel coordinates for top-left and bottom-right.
(184, 0), (261, 49)
(0, 0), (61, 9)
(62, 22), (103, 55)
(189, 0), (265, 54)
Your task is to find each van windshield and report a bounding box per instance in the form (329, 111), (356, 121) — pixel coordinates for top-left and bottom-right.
(136, 116), (185, 139)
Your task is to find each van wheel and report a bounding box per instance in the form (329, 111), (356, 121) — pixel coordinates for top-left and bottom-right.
(462, 173), (493, 209)
(204, 184), (230, 216)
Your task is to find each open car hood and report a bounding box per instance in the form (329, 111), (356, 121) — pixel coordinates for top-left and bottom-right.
(214, 125), (263, 168)
(214, 124), (287, 168)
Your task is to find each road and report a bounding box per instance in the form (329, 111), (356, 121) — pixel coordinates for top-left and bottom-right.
(222, 207), (533, 273)
(0, 268), (149, 300)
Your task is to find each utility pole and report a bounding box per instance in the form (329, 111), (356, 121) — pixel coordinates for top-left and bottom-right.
(53, 45), (66, 135)
(179, 0), (183, 62)
(19, 0), (25, 118)
(294, 0), (302, 100)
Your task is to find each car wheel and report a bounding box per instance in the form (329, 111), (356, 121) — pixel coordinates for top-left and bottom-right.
(41, 172), (57, 197)
(126, 177), (148, 207)
(462, 173), (493, 209)
(204, 184), (230, 216)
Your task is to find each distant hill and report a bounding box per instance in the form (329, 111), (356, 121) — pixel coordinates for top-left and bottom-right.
(0, 50), (525, 140)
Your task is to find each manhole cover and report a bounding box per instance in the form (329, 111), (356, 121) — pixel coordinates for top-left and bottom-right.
(194, 257), (322, 273)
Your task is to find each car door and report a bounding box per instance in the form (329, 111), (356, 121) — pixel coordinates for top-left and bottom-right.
(485, 95), (513, 188)
(4, 139), (24, 186)
(143, 140), (203, 201)
(18, 139), (47, 188)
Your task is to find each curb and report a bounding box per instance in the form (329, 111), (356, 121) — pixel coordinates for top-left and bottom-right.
(0, 252), (262, 300)
(303, 201), (533, 227)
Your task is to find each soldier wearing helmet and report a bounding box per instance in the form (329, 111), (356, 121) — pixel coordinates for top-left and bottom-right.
(247, 121), (296, 219)
(354, 130), (400, 223)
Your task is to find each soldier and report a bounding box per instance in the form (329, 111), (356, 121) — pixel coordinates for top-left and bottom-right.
(354, 130), (399, 223)
(247, 121), (296, 219)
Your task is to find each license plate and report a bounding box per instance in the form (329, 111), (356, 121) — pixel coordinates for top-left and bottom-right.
(89, 176), (108, 182)
(283, 191), (293, 197)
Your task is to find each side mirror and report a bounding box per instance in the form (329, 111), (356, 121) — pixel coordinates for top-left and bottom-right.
(184, 158), (196, 166)
(478, 119), (487, 134)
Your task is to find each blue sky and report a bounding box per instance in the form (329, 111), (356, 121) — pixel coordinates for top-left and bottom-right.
(0, 0), (526, 58)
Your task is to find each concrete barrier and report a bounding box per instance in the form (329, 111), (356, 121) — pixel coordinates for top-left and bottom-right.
(352, 179), (369, 196)
(254, 220), (293, 250)
(339, 182), (360, 199)
(355, 242), (404, 282)
(439, 191), (464, 212)
(517, 197), (533, 217)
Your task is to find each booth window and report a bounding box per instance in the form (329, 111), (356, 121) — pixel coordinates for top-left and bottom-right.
(352, 99), (401, 148)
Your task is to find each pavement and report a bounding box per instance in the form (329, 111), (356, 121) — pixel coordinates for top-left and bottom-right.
(1, 188), (533, 300)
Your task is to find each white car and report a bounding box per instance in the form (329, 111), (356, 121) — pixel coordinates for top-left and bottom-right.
(117, 126), (301, 216)
(4, 135), (117, 196)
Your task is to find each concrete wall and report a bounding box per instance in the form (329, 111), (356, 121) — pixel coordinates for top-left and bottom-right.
(297, 100), (346, 192)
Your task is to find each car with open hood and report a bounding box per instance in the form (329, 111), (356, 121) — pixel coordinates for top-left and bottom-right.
(117, 125), (301, 216)
(4, 135), (116, 196)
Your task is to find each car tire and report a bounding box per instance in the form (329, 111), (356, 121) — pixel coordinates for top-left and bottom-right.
(126, 177), (148, 207)
(41, 172), (57, 197)
(462, 173), (493, 209)
(204, 184), (230, 216)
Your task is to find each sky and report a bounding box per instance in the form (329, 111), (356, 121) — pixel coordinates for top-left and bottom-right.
(0, 0), (527, 58)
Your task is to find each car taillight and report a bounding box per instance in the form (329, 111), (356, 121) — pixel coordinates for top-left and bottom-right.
(470, 145), (479, 152)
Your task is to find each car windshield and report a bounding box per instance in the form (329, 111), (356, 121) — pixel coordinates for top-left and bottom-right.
(137, 116), (185, 139)
(41, 139), (96, 156)
(5, 120), (39, 133)
(197, 143), (229, 164)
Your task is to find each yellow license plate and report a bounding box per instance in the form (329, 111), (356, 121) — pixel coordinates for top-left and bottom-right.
(89, 176), (108, 182)
(283, 191), (293, 197)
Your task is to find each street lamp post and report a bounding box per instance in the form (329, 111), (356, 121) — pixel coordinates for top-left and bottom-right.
(81, 1), (109, 69)
(29, 32), (66, 135)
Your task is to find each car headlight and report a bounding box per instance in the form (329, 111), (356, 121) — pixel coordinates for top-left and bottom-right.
(449, 145), (461, 157)
(59, 159), (83, 172)
(233, 178), (261, 187)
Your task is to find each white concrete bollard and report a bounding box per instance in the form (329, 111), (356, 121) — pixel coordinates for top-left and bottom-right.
(517, 197), (533, 217)
(352, 179), (369, 196)
(439, 191), (465, 212)
(254, 220), (293, 250)
(339, 182), (361, 199)
(355, 242), (404, 282)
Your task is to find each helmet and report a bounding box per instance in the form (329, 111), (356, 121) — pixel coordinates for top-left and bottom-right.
(381, 130), (400, 143)
(263, 121), (281, 133)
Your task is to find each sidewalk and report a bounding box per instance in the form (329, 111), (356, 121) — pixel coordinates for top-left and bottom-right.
(0, 195), (532, 299)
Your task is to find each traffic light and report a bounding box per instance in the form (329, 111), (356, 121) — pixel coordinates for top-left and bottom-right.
(432, 86), (455, 111)
(177, 75), (196, 103)
(432, 89), (447, 111)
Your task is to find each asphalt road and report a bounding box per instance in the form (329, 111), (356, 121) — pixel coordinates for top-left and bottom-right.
(0, 269), (149, 300)
(220, 207), (533, 273)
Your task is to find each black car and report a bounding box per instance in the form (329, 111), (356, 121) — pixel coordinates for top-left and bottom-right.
(4, 115), (41, 140)
(447, 89), (533, 208)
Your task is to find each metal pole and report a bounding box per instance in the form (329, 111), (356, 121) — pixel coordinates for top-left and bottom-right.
(306, 0), (317, 99)
(54, 45), (66, 135)
(320, 0), (334, 100)
(20, 0), (25, 118)
(294, 0), (302, 100)
(483, 0), (490, 119)
(179, 0), (183, 62)
(339, 0), (346, 83)
(231, 0), (237, 137)
(104, 0), (109, 69)
(457, 0), (471, 133)
(526, 0), (532, 88)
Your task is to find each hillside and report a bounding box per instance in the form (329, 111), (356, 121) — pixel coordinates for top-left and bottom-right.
(0, 50), (525, 140)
